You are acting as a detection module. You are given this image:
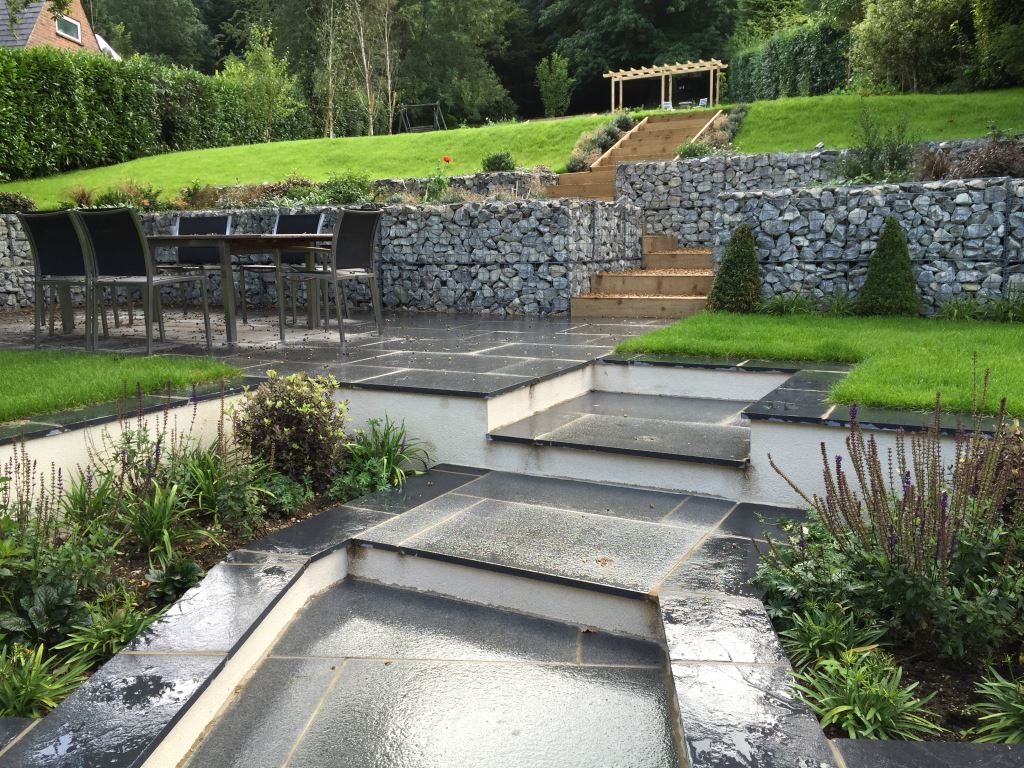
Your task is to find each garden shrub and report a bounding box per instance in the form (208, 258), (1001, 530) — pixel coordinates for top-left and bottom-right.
(855, 217), (920, 316)
(794, 646), (944, 739)
(0, 47), (316, 182)
(730, 21), (849, 102)
(0, 192), (35, 213)
(707, 224), (762, 313)
(482, 152), (516, 173)
(232, 372), (348, 491)
(973, 669), (1024, 743)
(0, 645), (89, 718)
(676, 142), (722, 159)
(535, 53), (574, 118)
(566, 115), (635, 169)
(328, 417), (428, 502)
(261, 473), (313, 518)
(760, 293), (817, 316)
(950, 129), (1024, 179)
(765, 396), (1024, 662)
(835, 107), (917, 183)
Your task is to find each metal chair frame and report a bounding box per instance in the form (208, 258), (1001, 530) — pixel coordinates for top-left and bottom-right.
(274, 209), (384, 350)
(75, 208), (213, 355)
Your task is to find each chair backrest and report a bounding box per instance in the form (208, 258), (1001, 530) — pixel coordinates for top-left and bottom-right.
(75, 208), (151, 279)
(274, 213), (325, 265)
(175, 214), (231, 266)
(330, 209), (382, 271)
(698, 97), (709, 107)
(18, 211), (91, 279)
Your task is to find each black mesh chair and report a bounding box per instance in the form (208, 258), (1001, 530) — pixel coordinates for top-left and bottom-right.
(18, 210), (104, 350)
(239, 213), (327, 323)
(163, 214), (233, 314)
(75, 208), (212, 355)
(275, 209), (384, 350)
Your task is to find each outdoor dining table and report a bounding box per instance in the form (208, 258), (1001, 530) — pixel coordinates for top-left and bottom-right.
(146, 233), (333, 346)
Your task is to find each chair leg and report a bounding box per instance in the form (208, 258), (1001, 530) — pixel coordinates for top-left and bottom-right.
(370, 276), (384, 337)
(323, 279), (331, 328)
(275, 272), (288, 344)
(239, 266), (249, 324)
(48, 286), (57, 337)
(84, 283), (95, 352)
(110, 287), (120, 329)
(333, 278), (345, 351)
(127, 289), (134, 326)
(33, 282), (43, 348)
(199, 278), (212, 353)
(291, 281), (298, 326)
(96, 285), (108, 342)
(142, 286), (153, 356)
(156, 290), (166, 342)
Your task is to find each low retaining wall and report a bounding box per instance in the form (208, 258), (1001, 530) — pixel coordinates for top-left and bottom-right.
(714, 178), (1024, 310)
(1, 198), (641, 317)
(374, 169), (558, 199)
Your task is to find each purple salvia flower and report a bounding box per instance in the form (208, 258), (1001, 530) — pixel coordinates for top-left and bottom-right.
(886, 527), (896, 559)
(902, 471), (912, 494)
(948, 532), (958, 559)
(191, 382), (199, 404)
(849, 403), (858, 421)
(835, 455), (843, 472)
(940, 491), (949, 517)
(799, 527), (807, 552)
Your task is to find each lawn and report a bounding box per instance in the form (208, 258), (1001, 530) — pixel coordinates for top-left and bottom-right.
(0, 114), (610, 209)
(733, 89), (1024, 154)
(0, 350), (239, 422)
(615, 313), (1024, 416)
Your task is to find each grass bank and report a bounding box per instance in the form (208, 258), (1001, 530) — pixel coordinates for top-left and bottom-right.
(615, 313), (1024, 416)
(733, 89), (1024, 154)
(0, 350), (238, 422)
(0, 115), (609, 209)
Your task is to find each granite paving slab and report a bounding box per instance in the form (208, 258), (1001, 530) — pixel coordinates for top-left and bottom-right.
(659, 495), (737, 528)
(718, 502), (805, 541)
(128, 561), (302, 653)
(834, 739), (1024, 768)
(273, 579), (582, 662)
(350, 469), (480, 515)
(399, 498), (706, 592)
(184, 658), (339, 768)
(661, 593), (787, 664)
(0, 718), (31, 752)
(454, 471), (689, 523)
(284, 659), (678, 768)
(246, 505), (394, 555)
(659, 535), (764, 597)
(482, 342), (612, 360)
(347, 368), (532, 397)
(672, 664), (836, 768)
(356, 494), (482, 546)
(0, 653), (223, 768)
(555, 391), (750, 424)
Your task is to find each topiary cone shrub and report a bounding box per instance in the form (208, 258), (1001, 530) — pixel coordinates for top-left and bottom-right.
(707, 223), (762, 313)
(855, 216), (921, 316)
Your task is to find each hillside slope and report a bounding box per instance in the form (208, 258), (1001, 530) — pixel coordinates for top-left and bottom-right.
(1, 115), (608, 208)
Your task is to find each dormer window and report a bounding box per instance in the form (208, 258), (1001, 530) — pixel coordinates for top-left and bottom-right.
(55, 15), (82, 43)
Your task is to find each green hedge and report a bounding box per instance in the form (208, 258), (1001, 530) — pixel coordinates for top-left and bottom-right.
(730, 22), (850, 102)
(0, 48), (317, 182)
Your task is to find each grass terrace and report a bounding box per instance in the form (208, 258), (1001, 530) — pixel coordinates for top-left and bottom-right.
(732, 89), (1024, 154)
(0, 114), (611, 209)
(0, 349), (238, 422)
(615, 313), (1024, 416)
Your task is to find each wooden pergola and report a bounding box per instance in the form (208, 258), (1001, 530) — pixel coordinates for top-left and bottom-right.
(604, 59), (728, 111)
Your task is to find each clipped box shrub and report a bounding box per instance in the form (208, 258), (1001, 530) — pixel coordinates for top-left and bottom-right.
(482, 152), (516, 172)
(730, 21), (849, 102)
(707, 224), (762, 313)
(855, 217), (920, 316)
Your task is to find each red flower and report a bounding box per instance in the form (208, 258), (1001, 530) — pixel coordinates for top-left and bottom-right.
(442, 155), (452, 164)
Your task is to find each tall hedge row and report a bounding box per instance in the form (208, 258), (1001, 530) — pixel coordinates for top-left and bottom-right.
(0, 47), (317, 182)
(729, 22), (850, 102)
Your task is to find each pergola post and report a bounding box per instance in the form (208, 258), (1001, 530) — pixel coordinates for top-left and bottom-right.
(610, 77), (616, 111)
(709, 68), (714, 106)
(618, 79), (623, 110)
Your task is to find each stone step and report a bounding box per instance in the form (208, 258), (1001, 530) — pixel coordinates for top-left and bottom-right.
(593, 270), (713, 296)
(488, 390), (750, 467)
(643, 250), (713, 270)
(571, 294), (707, 319)
(642, 234), (681, 253)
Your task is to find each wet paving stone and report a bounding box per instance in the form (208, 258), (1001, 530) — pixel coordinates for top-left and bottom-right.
(129, 561), (301, 653)
(350, 470), (481, 515)
(273, 579), (580, 662)
(672, 664), (836, 768)
(286, 659), (679, 768)
(659, 536), (764, 597)
(400, 498), (705, 592)
(348, 368), (531, 397)
(578, 631), (665, 667)
(717, 502), (805, 541)
(246, 505), (393, 555)
(661, 593), (786, 664)
(0, 718), (31, 751)
(456, 471), (688, 523)
(659, 495), (736, 528)
(0, 653), (222, 768)
(356, 494), (482, 546)
(834, 739), (1024, 768)
(185, 657), (339, 768)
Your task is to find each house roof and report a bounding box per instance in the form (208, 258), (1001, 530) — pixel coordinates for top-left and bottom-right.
(0, 0), (45, 48)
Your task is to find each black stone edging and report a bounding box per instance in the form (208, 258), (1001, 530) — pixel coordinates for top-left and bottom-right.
(340, 359), (592, 399)
(603, 355), (994, 437)
(348, 538), (656, 602)
(831, 737), (1024, 768)
(0, 376), (262, 449)
(486, 430), (750, 468)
